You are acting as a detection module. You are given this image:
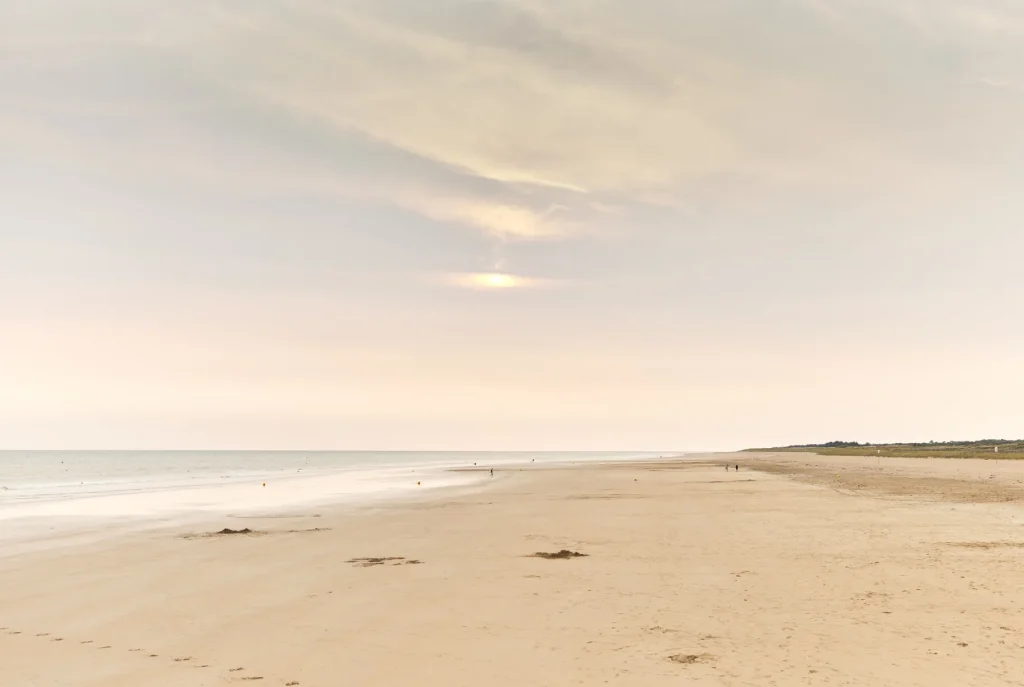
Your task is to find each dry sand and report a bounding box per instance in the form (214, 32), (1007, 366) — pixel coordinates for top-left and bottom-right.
(4, 452), (1024, 686)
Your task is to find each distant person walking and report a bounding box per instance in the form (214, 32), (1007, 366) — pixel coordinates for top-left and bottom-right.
(735, 464), (739, 471)
(490, 468), (494, 477)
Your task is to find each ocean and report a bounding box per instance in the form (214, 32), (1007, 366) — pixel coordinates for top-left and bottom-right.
(0, 451), (671, 547)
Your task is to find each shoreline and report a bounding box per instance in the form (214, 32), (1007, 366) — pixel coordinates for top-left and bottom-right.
(0, 452), (687, 559)
(0, 467), (495, 561)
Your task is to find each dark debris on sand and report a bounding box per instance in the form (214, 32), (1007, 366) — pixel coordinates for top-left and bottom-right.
(182, 528), (264, 540)
(348, 557), (406, 567)
(531, 550), (588, 560)
(184, 527), (331, 540)
(182, 528), (258, 538)
(346, 557), (424, 567)
(668, 653), (713, 665)
(182, 528), (268, 540)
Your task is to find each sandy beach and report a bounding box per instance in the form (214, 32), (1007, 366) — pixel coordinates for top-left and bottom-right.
(3, 453), (1024, 686)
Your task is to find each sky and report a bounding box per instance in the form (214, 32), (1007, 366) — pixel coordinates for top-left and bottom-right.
(2, 0), (1024, 450)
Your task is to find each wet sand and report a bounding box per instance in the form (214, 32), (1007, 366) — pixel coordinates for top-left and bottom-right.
(3, 453), (1024, 686)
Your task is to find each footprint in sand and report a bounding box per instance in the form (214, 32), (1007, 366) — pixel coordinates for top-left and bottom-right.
(173, 657), (194, 662)
(80, 640), (94, 645)
(36, 633), (49, 637)
(51, 638), (64, 642)
(229, 667), (245, 672)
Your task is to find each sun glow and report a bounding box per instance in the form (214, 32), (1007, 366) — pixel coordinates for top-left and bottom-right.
(444, 272), (536, 290)
(482, 273), (516, 288)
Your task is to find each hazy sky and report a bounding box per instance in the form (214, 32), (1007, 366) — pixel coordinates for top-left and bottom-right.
(3, 0), (1024, 450)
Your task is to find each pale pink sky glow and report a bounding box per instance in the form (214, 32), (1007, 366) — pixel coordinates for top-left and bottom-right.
(2, 0), (1024, 449)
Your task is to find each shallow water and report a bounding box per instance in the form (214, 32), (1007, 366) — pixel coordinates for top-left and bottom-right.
(0, 450), (668, 524)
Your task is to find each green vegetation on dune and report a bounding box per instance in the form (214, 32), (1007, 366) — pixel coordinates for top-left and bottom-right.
(744, 440), (1024, 460)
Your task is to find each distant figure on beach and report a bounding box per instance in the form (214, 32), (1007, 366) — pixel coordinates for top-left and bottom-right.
(734, 465), (739, 471)
(490, 468), (494, 477)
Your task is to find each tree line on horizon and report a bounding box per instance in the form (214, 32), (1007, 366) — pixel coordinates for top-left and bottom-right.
(771, 439), (1022, 449)
(746, 439), (1024, 459)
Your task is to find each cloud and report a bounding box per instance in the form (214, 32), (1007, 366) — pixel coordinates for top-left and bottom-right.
(404, 194), (573, 240)
(944, 3), (1024, 36)
(981, 76), (1024, 92)
(184, 1), (1023, 202)
(179, 0), (740, 194)
(7, 0), (1024, 245)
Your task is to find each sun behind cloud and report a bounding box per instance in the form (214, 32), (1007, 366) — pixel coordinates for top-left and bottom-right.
(443, 272), (542, 290)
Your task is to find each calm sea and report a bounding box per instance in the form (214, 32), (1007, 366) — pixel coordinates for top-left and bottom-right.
(0, 450), (672, 526)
